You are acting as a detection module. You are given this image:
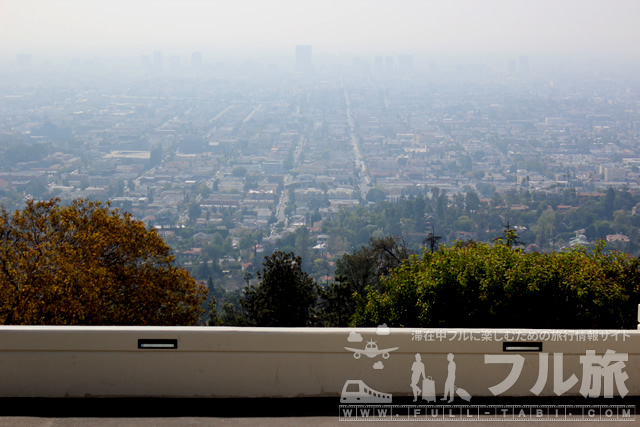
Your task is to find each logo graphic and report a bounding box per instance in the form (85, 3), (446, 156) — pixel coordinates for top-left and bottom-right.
(410, 353), (472, 403)
(441, 353), (456, 402)
(410, 353), (426, 402)
(339, 405), (636, 421)
(440, 353), (472, 402)
(485, 349), (629, 398)
(345, 339), (399, 360)
(347, 331), (363, 342)
(341, 380), (392, 403)
(342, 325), (396, 401)
(376, 323), (391, 335)
(339, 329), (634, 422)
(422, 376), (436, 402)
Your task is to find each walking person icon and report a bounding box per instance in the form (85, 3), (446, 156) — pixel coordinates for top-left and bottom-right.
(410, 353), (426, 402)
(441, 353), (456, 403)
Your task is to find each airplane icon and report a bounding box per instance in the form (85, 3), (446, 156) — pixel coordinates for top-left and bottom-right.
(345, 339), (399, 359)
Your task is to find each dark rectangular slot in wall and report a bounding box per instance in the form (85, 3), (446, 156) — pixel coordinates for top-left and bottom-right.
(138, 339), (178, 349)
(503, 342), (542, 352)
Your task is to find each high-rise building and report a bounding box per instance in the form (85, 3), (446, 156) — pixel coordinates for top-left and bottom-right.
(295, 45), (312, 72)
(374, 56), (384, 74)
(191, 51), (202, 71)
(519, 56), (529, 74)
(153, 51), (162, 71)
(385, 56), (394, 74)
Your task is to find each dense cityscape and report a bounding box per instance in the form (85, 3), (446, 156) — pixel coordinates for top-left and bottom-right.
(2, 3), (640, 421)
(2, 48), (640, 291)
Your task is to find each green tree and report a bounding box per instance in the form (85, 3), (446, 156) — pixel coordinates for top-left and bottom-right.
(194, 261), (212, 280)
(243, 271), (253, 286)
(232, 166), (247, 177)
(240, 251), (319, 326)
(436, 189), (448, 219)
(206, 295), (218, 326)
(320, 236), (410, 326)
(493, 222), (523, 247)
(318, 281), (356, 327)
(603, 187), (616, 220)
(0, 198), (206, 325)
(352, 241), (639, 329)
(219, 302), (244, 326)
(465, 191), (480, 214)
(188, 202), (202, 223)
(366, 188), (387, 203)
(424, 225), (442, 253)
(149, 145), (163, 167)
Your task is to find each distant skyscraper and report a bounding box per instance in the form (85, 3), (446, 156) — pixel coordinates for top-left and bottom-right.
(519, 56), (529, 74)
(191, 51), (202, 71)
(385, 56), (394, 74)
(374, 56), (384, 74)
(153, 50), (162, 71)
(295, 45), (312, 72)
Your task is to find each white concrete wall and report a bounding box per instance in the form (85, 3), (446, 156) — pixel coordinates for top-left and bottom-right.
(0, 326), (638, 399)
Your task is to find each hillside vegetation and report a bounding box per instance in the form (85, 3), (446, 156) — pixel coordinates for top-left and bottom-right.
(351, 240), (640, 329)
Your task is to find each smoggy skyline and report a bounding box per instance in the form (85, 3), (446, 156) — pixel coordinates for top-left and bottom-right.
(1, 0), (639, 62)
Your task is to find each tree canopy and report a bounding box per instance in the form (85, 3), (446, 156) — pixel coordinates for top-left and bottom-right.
(352, 240), (640, 329)
(318, 236), (410, 327)
(241, 251), (319, 327)
(0, 198), (206, 325)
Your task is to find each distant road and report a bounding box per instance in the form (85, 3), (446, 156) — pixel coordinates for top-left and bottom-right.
(243, 104), (262, 123)
(205, 105), (234, 138)
(344, 88), (371, 200)
(274, 136), (306, 228)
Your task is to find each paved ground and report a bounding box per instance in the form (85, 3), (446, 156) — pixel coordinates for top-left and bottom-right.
(0, 397), (637, 426)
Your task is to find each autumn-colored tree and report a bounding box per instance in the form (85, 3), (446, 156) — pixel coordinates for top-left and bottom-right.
(0, 198), (206, 325)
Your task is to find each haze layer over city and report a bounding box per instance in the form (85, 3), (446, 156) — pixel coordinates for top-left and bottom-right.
(2, 0), (640, 288)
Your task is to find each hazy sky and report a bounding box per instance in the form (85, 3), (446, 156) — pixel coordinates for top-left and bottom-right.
(1, 0), (639, 59)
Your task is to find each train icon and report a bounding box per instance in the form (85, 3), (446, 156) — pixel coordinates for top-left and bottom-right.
(341, 380), (392, 403)
(344, 339), (399, 359)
